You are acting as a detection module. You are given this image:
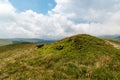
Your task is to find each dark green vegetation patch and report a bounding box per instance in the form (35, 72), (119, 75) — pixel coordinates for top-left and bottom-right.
(55, 45), (64, 50)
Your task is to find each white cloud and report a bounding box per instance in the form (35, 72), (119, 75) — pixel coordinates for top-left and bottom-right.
(0, 0), (120, 39)
(53, 0), (120, 22)
(51, 0), (120, 36)
(0, 0), (15, 14)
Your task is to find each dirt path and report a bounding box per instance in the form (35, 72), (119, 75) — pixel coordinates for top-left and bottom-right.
(105, 40), (120, 49)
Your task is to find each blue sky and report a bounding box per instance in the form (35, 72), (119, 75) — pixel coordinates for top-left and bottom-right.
(9, 0), (56, 14)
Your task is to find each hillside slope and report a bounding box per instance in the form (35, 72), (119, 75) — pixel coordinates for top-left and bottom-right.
(0, 34), (120, 80)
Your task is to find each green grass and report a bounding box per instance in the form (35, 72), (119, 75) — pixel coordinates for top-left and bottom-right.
(0, 34), (120, 80)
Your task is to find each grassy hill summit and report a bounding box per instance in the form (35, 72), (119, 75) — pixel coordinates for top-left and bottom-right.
(0, 34), (120, 80)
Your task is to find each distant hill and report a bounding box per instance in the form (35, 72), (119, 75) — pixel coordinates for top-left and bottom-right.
(0, 38), (56, 46)
(0, 39), (12, 46)
(11, 38), (56, 44)
(0, 34), (120, 80)
(100, 35), (120, 41)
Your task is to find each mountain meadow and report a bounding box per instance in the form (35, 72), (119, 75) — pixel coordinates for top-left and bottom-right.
(0, 34), (120, 80)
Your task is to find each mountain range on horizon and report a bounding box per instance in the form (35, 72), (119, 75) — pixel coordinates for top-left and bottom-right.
(0, 34), (120, 46)
(0, 38), (56, 46)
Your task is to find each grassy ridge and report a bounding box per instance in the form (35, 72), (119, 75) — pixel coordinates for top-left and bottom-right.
(0, 34), (120, 80)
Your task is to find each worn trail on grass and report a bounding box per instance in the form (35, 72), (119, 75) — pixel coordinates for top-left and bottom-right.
(105, 40), (120, 49)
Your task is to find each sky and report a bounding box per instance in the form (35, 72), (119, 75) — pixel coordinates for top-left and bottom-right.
(0, 0), (120, 39)
(9, 0), (56, 14)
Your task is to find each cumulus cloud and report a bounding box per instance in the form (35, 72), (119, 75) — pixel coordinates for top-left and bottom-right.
(53, 0), (120, 21)
(0, 0), (120, 39)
